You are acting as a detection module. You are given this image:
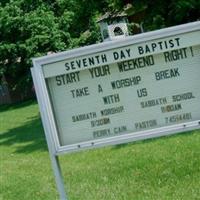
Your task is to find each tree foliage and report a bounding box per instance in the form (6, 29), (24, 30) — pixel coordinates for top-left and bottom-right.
(140, 0), (200, 30)
(0, 0), (199, 101)
(0, 0), (104, 99)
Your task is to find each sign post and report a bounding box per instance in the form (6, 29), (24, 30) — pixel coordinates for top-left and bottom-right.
(31, 67), (68, 199)
(31, 21), (200, 199)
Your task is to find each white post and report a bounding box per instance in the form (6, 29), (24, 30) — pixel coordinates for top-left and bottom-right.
(50, 154), (68, 200)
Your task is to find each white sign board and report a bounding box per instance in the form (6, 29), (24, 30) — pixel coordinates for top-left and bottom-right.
(32, 22), (200, 154)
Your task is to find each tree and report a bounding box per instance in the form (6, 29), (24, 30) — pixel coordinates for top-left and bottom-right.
(0, 1), (68, 100)
(0, 0), (104, 101)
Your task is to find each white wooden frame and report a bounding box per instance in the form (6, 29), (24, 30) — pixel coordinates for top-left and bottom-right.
(32, 21), (200, 155)
(31, 21), (200, 199)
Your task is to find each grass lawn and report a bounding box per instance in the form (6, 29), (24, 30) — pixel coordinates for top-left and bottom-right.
(0, 100), (200, 200)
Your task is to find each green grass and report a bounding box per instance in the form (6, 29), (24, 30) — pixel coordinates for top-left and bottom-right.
(0, 101), (200, 200)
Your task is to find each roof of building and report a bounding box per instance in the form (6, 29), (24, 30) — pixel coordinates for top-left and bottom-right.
(97, 11), (127, 23)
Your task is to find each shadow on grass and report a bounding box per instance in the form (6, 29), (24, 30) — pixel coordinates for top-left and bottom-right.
(0, 100), (37, 113)
(0, 115), (48, 154)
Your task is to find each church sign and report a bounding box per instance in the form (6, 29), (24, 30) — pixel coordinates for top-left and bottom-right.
(32, 22), (200, 155)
